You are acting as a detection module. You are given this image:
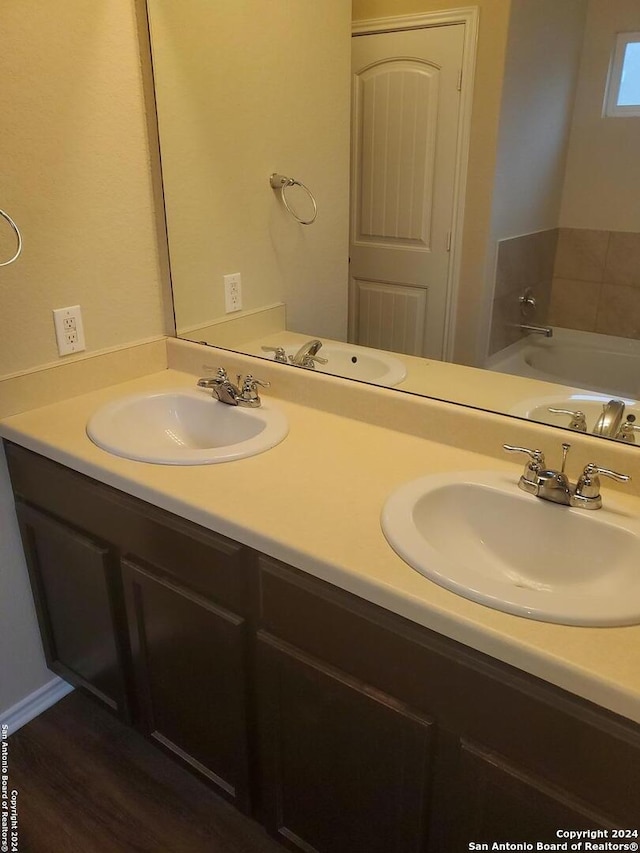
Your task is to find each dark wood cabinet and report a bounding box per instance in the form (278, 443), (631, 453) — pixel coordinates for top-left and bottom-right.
(6, 441), (640, 851)
(15, 500), (130, 720)
(122, 556), (252, 811)
(257, 633), (434, 853)
(455, 741), (616, 845)
(6, 441), (254, 810)
(256, 555), (640, 849)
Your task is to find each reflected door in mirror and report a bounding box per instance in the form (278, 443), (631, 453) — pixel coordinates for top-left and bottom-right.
(350, 24), (465, 359)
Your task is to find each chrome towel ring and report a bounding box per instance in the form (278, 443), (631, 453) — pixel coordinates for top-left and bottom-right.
(0, 208), (22, 267)
(269, 173), (317, 225)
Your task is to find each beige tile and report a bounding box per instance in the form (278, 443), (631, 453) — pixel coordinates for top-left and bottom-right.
(554, 228), (609, 282)
(604, 232), (640, 288)
(534, 277), (553, 324)
(596, 283), (640, 339)
(547, 278), (599, 331)
(534, 228), (559, 282)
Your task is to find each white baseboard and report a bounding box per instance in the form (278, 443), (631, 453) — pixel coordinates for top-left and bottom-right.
(0, 677), (74, 734)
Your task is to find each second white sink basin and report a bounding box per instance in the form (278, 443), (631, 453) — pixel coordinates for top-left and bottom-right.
(87, 389), (288, 465)
(381, 471), (640, 626)
(264, 342), (407, 387)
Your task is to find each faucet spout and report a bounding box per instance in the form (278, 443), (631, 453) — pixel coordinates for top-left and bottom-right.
(592, 400), (626, 437)
(289, 339), (328, 369)
(516, 323), (553, 338)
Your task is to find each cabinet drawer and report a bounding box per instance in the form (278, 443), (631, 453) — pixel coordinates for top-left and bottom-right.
(5, 441), (251, 613)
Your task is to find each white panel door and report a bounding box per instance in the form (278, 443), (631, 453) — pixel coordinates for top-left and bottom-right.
(350, 24), (465, 359)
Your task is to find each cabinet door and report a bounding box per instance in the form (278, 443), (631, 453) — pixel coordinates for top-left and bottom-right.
(454, 740), (618, 849)
(122, 557), (251, 812)
(257, 633), (435, 853)
(15, 501), (129, 719)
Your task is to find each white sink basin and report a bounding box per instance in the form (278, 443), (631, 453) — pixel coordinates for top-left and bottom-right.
(267, 342), (407, 387)
(87, 389), (288, 465)
(510, 393), (640, 432)
(381, 470), (640, 626)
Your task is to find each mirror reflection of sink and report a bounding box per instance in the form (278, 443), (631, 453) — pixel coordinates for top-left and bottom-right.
(510, 393), (639, 433)
(87, 389), (288, 465)
(381, 470), (640, 626)
(266, 341), (407, 387)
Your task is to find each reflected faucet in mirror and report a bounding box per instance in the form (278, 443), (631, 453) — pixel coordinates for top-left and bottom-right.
(288, 339), (328, 369)
(548, 399), (640, 441)
(262, 339), (329, 369)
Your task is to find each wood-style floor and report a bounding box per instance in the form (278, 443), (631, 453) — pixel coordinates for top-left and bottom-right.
(8, 691), (282, 853)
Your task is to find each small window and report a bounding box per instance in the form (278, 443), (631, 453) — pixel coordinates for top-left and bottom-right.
(605, 32), (640, 117)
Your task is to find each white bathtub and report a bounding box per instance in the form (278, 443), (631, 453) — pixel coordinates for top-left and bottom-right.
(487, 328), (640, 399)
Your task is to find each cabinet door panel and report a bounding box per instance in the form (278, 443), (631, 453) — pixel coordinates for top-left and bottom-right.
(122, 558), (251, 811)
(456, 740), (618, 848)
(258, 633), (434, 853)
(15, 501), (129, 718)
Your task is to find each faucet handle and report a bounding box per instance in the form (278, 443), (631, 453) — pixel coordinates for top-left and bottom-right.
(616, 419), (640, 443)
(237, 374), (270, 407)
(573, 463), (631, 509)
(305, 354), (329, 366)
(197, 366), (229, 392)
(241, 374), (270, 390)
(288, 353), (329, 368)
(547, 408), (587, 432)
(503, 444), (545, 468)
(261, 346), (288, 363)
(503, 444), (546, 490)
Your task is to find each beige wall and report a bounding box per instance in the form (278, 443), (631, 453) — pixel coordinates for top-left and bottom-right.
(149, 0), (351, 340)
(0, 0), (167, 715)
(0, 1), (167, 378)
(353, 0), (512, 366)
(560, 0), (640, 231)
(490, 0), (587, 238)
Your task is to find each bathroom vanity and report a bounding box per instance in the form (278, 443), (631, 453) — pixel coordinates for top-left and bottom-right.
(3, 362), (640, 850)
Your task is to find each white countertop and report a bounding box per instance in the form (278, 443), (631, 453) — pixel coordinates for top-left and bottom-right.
(3, 366), (640, 726)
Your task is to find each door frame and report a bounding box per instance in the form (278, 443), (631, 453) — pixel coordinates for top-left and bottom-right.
(350, 7), (479, 361)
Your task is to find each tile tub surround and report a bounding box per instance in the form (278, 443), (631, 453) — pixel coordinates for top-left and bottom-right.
(488, 229), (558, 356)
(549, 228), (640, 338)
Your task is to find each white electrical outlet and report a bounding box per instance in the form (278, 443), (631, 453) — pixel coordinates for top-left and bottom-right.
(53, 305), (86, 356)
(223, 273), (242, 313)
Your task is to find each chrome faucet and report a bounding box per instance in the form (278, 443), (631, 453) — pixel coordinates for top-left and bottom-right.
(514, 289), (553, 337)
(549, 399), (636, 441)
(261, 346), (288, 363)
(616, 418), (640, 443)
(197, 368), (270, 407)
(516, 323), (553, 337)
(547, 407), (587, 432)
(593, 399), (626, 437)
(503, 442), (630, 510)
(289, 339), (328, 369)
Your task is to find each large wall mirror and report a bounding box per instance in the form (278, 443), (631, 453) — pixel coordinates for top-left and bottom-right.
(145, 0), (640, 446)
